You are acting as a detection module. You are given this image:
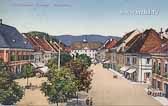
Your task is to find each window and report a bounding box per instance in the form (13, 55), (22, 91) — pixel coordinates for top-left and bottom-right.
(165, 64), (168, 73)
(132, 57), (137, 64)
(153, 62), (156, 73)
(157, 81), (161, 89)
(158, 63), (161, 75)
(10, 55), (17, 61)
(146, 58), (150, 64)
(127, 57), (130, 65)
(146, 72), (150, 79)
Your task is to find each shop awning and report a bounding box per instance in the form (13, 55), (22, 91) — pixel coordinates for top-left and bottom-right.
(104, 60), (110, 63)
(31, 63), (38, 68)
(127, 68), (136, 74)
(39, 66), (49, 73)
(120, 66), (129, 72)
(36, 63), (45, 67)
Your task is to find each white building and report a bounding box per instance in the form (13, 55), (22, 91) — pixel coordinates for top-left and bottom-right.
(71, 47), (97, 60)
(70, 40), (102, 62)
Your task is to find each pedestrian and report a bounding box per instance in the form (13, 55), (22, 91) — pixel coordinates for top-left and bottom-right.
(86, 97), (90, 106)
(90, 97), (93, 106)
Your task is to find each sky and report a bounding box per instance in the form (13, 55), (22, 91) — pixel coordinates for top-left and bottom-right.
(0, 0), (168, 36)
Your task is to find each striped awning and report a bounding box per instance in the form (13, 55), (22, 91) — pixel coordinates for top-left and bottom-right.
(127, 68), (136, 74)
(120, 66), (129, 72)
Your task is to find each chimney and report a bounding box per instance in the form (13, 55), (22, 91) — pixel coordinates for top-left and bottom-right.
(0, 19), (2, 25)
(160, 27), (163, 33)
(160, 27), (164, 39)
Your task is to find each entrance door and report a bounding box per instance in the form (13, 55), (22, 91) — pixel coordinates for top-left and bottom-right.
(165, 84), (168, 98)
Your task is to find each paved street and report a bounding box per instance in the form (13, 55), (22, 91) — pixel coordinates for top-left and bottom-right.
(88, 64), (162, 106)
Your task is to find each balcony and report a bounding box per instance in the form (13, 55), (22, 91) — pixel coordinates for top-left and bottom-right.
(9, 55), (34, 65)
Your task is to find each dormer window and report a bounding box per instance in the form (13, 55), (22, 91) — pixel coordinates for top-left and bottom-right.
(24, 41), (27, 44)
(12, 39), (16, 42)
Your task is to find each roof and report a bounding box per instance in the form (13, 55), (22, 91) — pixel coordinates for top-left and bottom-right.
(25, 33), (54, 52)
(48, 41), (62, 52)
(0, 24), (32, 49)
(126, 29), (162, 53)
(115, 30), (136, 47)
(116, 30), (141, 53)
(149, 42), (168, 53)
(71, 41), (102, 50)
(103, 39), (118, 49)
(125, 33), (141, 48)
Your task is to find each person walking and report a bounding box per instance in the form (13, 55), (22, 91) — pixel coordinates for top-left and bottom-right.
(90, 97), (93, 106)
(86, 97), (90, 106)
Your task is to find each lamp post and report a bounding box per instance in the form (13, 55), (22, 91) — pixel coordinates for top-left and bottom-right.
(58, 41), (61, 71)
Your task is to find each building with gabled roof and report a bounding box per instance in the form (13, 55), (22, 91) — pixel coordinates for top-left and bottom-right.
(110, 30), (141, 71)
(123, 29), (162, 83)
(24, 33), (59, 64)
(0, 20), (33, 73)
(96, 38), (118, 64)
(126, 29), (162, 53)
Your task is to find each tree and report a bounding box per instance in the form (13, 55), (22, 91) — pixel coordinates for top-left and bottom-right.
(52, 53), (72, 66)
(0, 59), (24, 105)
(60, 53), (72, 66)
(41, 66), (78, 105)
(22, 64), (34, 86)
(77, 54), (92, 68)
(66, 59), (93, 92)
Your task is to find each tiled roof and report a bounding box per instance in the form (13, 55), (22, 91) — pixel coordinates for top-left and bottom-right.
(115, 30), (135, 47)
(25, 34), (54, 52)
(104, 39), (118, 49)
(0, 24), (32, 49)
(48, 41), (60, 52)
(25, 34), (43, 51)
(125, 33), (142, 49)
(126, 29), (162, 53)
(149, 42), (168, 53)
(34, 37), (54, 51)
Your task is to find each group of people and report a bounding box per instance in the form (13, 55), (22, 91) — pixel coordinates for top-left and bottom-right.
(86, 97), (93, 106)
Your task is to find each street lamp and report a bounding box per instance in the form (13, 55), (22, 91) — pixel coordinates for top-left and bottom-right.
(58, 41), (61, 71)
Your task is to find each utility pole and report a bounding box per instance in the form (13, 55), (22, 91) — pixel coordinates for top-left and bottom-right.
(58, 41), (61, 71)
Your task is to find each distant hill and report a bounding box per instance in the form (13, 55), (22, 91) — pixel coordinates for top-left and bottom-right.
(52, 35), (121, 46)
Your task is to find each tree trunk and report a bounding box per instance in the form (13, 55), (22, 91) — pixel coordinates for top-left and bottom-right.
(76, 92), (78, 104)
(27, 77), (29, 86)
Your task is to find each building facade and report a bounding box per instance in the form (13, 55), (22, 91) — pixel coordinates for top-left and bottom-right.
(150, 43), (168, 98)
(70, 40), (102, 62)
(0, 22), (33, 73)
